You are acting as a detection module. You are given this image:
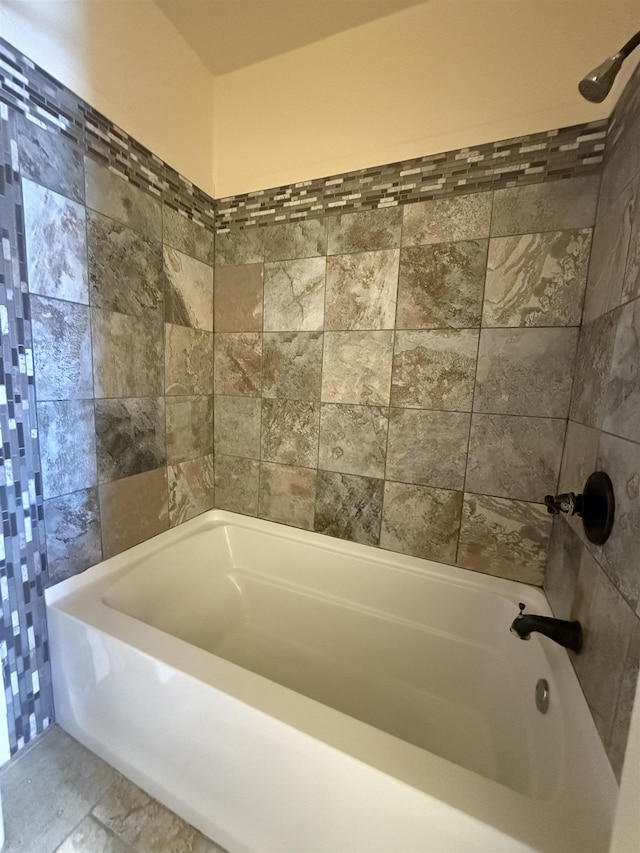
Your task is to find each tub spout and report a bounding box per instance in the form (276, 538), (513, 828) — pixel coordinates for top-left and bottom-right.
(510, 603), (582, 653)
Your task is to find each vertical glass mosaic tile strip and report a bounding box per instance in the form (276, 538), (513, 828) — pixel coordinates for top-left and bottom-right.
(0, 103), (53, 754)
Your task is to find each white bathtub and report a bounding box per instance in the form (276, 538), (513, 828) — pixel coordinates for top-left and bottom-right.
(45, 510), (617, 852)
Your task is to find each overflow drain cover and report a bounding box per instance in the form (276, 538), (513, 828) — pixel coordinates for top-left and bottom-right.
(536, 678), (550, 714)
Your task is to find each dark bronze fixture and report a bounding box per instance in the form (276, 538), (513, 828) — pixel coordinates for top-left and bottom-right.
(544, 471), (615, 546)
(510, 603), (582, 653)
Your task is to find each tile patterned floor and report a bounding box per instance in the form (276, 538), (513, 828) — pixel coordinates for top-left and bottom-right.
(0, 726), (226, 853)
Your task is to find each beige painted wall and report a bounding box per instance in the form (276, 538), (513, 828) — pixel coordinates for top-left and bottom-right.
(213, 0), (640, 197)
(0, 0), (215, 195)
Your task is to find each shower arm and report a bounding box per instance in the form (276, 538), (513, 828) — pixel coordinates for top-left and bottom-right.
(579, 29), (640, 102)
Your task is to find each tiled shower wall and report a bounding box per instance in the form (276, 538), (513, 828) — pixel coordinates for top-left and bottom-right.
(545, 61), (640, 780)
(19, 119), (215, 581)
(213, 177), (598, 583)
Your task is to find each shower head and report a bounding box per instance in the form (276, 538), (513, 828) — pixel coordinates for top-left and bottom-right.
(578, 30), (640, 103)
(579, 52), (625, 103)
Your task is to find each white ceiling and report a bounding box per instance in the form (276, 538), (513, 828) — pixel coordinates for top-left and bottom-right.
(154, 0), (428, 75)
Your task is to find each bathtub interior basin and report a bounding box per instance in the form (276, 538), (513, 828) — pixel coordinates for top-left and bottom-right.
(46, 510), (618, 853)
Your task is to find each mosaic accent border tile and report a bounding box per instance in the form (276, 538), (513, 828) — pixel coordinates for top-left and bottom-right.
(0, 103), (53, 754)
(0, 39), (216, 230)
(0, 38), (609, 235)
(216, 122), (608, 230)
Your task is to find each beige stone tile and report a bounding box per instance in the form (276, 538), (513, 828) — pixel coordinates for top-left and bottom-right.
(261, 399), (320, 467)
(396, 240), (487, 329)
(314, 471), (384, 546)
(96, 397), (166, 483)
(165, 324), (213, 396)
(163, 247), (214, 331)
(327, 207), (402, 255)
(214, 264), (263, 332)
(262, 332), (323, 401)
(56, 816), (130, 853)
(607, 617), (640, 781)
(263, 219), (327, 261)
(214, 333), (262, 397)
(168, 454), (214, 526)
(213, 396), (261, 459)
(386, 408), (470, 491)
(0, 726), (118, 853)
(92, 309), (163, 399)
(166, 396), (213, 464)
(214, 455), (260, 516)
(37, 400), (97, 500)
(263, 257), (326, 331)
(603, 298), (640, 443)
(380, 481), (463, 563)
(318, 403), (388, 479)
(325, 250), (399, 330)
(490, 176), (600, 237)
(85, 157), (161, 241)
(401, 192), (492, 247)
(258, 462), (317, 530)
(457, 493), (551, 585)
(474, 327), (579, 418)
(570, 311), (618, 430)
(215, 227), (263, 266)
(99, 468), (169, 558)
(483, 229), (591, 327)
(321, 331), (393, 405)
(163, 205), (214, 265)
(465, 414), (565, 502)
(93, 775), (222, 852)
(544, 519), (583, 620)
(391, 329), (478, 411)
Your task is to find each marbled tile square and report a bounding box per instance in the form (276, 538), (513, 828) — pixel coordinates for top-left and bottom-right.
(380, 481), (462, 563)
(37, 400), (97, 500)
(214, 264), (263, 332)
(164, 247), (214, 331)
(163, 205), (214, 265)
(263, 219), (327, 261)
(483, 230), (592, 327)
(215, 227), (264, 266)
(17, 113), (84, 203)
(544, 519), (582, 620)
(214, 395), (261, 458)
(396, 241), (487, 329)
(321, 331), (393, 405)
(95, 397), (166, 483)
(582, 179), (634, 322)
(263, 257), (326, 331)
(92, 309), (163, 398)
(603, 298), (640, 443)
(607, 618), (640, 781)
(168, 454), (214, 526)
(466, 414), (565, 501)
(569, 311), (618, 430)
(474, 327), (579, 418)
(391, 329), (478, 411)
(56, 816), (128, 853)
(214, 333), (262, 397)
(318, 403), (388, 478)
(165, 325), (213, 396)
(401, 193), (492, 247)
(386, 408), (470, 491)
(258, 462), (317, 530)
(596, 433), (640, 613)
(84, 157), (162, 240)
(214, 455), (260, 515)
(30, 295), (93, 400)
(490, 176), (600, 237)
(263, 332), (323, 401)
(99, 468), (169, 559)
(22, 179), (88, 304)
(622, 177), (640, 305)
(314, 471), (384, 546)
(571, 548), (636, 746)
(558, 420), (601, 542)
(457, 493), (551, 585)
(325, 250), (399, 330)
(166, 396), (213, 464)
(44, 487), (102, 584)
(261, 399), (320, 467)
(88, 211), (163, 316)
(326, 208), (402, 255)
